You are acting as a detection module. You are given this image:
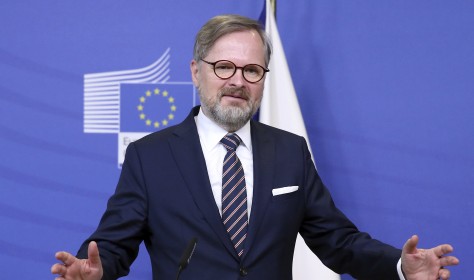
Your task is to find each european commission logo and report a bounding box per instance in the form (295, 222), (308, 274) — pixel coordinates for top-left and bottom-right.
(83, 48), (196, 167)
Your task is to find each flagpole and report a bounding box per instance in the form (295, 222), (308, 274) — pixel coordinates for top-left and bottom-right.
(270, 0), (276, 19)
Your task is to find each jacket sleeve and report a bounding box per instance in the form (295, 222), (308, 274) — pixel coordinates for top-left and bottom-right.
(298, 138), (402, 279)
(77, 142), (148, 279)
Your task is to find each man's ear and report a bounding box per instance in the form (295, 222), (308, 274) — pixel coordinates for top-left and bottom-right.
(190, 59), (200, 87)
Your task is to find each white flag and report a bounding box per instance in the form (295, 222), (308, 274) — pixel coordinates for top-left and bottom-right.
(259, 1), (340, 279)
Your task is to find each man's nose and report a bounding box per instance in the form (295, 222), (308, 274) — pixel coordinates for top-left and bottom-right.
(228, 69), (246, 86)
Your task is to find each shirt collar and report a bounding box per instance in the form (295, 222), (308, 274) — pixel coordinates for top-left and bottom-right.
(195, 107), (252, 152)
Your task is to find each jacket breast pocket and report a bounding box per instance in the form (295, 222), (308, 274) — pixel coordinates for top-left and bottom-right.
(268, 186), (304, 230)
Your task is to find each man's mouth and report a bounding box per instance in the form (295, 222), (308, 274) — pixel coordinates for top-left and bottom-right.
(222, 94), (246, 100)
(220, 89), (249, 101)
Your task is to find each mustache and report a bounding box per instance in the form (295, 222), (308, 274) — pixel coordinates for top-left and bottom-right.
(219, 87), (250, 99)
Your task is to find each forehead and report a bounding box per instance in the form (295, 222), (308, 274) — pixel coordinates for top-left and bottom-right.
(206, 30), (265, 64)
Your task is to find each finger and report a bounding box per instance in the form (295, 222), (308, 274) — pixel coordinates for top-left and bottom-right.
(55, 251), (76, 266)
(51, 263), (66, 275)
(433, 244), (454, 257)
(88, 241), (102, 267)
(402, 235), (419, 254)
(438, 268), (451, 280)
(440, 255), (460, 267)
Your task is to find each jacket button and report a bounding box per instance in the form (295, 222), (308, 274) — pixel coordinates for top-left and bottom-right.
(240, 267), (248, 276)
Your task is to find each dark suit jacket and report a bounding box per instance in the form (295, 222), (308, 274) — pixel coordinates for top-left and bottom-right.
(78, 106), (402, 280)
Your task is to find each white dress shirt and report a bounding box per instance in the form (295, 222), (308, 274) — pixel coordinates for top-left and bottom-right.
(195, 108), (254, 220)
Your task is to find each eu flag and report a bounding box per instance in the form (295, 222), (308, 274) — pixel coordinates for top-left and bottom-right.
(120, 83), (195, 133)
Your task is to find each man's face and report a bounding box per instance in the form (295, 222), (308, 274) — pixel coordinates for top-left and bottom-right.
(190, 30), (266, 132)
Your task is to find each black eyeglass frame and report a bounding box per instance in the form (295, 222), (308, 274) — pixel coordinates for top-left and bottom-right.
(200, 59), (270, 83)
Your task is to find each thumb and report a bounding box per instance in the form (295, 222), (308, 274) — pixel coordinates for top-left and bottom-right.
(88, 241), (102, 267)
(403, 235), (419, 255)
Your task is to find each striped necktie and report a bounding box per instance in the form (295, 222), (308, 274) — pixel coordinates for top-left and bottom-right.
(220, 133), (248, 258)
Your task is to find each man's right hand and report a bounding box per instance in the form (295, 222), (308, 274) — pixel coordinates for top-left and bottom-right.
(51, 241), (103, 280)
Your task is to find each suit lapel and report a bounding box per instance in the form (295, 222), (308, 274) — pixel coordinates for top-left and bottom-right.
(242, 121), (276, 260)
(168, 107), (239, 260)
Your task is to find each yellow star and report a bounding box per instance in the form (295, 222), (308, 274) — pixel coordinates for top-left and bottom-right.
(154, 88), (160, 95)
(146, 119), (151, 126)
(140, 113), (146, 119)
(168, 97), (174, 103)
(146, 90), (151, 97)
(163, 90), (169, 97)
(171, 105), (177, 111)
(140, 96), (145, 103)
(154, 121), (160, 128)
(168, 114), (174, 120)
(137, 104), (143, 111)
(162, 119), (168, 126)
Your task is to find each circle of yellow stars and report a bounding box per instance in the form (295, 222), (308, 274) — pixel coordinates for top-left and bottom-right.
(137, 88), (177, 129)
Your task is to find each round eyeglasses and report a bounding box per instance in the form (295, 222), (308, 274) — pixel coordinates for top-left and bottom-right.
(201, 59), (269, 83)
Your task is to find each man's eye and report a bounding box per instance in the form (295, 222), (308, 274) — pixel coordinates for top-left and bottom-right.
(244, 66), (260, 75)
(216, 65), (232, 70)
(215, 62), (234, 70)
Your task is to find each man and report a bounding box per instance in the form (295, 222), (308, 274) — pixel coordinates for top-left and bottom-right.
(51, 14), (458, 280)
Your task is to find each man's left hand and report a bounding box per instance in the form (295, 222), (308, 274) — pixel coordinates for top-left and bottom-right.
(401, 235), (459, 280)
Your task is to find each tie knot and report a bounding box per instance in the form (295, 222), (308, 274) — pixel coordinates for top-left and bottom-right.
(220, 134), (242, 151)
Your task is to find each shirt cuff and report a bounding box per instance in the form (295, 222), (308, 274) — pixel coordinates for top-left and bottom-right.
(397, 258), (406, 280)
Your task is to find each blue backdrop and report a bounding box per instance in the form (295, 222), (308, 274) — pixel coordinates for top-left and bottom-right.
(1, 1), (472, 279)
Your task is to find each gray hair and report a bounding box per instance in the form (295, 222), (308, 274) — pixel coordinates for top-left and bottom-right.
(193, 14), (272, 66)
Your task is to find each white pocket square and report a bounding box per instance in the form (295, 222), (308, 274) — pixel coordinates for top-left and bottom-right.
(272, 186), (299, 196)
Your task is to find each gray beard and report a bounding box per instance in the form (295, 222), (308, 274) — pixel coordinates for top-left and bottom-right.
(199, 88), (260, 132)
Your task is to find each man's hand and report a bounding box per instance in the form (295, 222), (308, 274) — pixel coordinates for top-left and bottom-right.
(401, 235), (459, 280)
(51, 241), (104, 280)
